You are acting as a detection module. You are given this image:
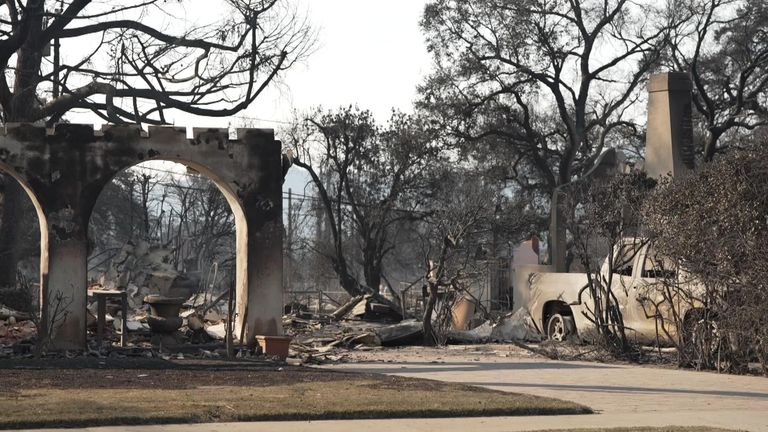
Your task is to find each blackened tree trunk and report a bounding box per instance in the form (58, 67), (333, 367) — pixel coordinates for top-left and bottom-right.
(363, 245), (383, 293)
(422, 282), (438, 346)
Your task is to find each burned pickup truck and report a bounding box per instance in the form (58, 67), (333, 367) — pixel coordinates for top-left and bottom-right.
(513, 238), (702, 344)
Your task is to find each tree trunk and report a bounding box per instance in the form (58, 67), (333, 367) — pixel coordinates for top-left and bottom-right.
(703, 130), (722, 162)
(0, 179), (26, 287)
(363, 255), (382, 294)
(422, 283), (438, 346)
(333, 259), (364, 297)
(7, 1), (45, 123)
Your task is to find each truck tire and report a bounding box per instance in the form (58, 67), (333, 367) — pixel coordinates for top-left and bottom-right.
(547, 313), (576, 342)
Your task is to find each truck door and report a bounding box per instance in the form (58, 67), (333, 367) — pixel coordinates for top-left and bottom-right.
(606, 240), (649, 341)
(636, 244), (679, 342)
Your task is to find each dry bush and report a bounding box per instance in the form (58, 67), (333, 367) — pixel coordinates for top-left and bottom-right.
(644, 144), (768, 374)
(563, 171), (655, 358)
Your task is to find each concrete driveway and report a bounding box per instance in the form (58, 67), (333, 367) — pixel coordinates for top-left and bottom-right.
(323, 346), (768, 431)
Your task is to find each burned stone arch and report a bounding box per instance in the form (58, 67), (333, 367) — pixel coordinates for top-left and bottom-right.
(0, 123), (284, 349)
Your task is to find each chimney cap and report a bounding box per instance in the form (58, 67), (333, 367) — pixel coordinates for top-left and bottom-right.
(648, 72), (692, 93)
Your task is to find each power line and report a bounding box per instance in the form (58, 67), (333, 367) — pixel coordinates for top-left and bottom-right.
(281, 190), (428, 215)
(119, 166), (427, 215)
(232, 115), (293, 126)
(127, 164), (188, 176)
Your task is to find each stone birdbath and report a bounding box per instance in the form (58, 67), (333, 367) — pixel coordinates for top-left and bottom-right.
(143, 295), (186, 338)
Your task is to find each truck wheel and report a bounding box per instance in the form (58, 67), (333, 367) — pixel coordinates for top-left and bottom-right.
(547, 314), (575, 342)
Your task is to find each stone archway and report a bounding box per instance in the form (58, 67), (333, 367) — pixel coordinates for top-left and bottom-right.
(0, 123), (284, 349)
(88, 158), (251, 343)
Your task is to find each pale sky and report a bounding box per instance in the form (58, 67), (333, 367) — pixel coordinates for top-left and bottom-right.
(122, 1), (433, 190)
(131, 0), (433, 131)
(66, 0), (433, 130)
(242, 0), (433, 127)
(231, 0), (432, 191)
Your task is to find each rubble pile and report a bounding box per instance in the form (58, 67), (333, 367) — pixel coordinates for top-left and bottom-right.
(287, 318), (425, 363)
(93, 241), (198, 306)
(0, 314), (36, 352)
(286, 295), (414, 362)
(84, 290), (231, 348)
(0, 241), (235, 355)
(85, 241), (230, 349)
(448, 308), (544, 344)
(2, 237), (544, 360)
(284, 294), (544, 364)
(0, 302), (35, 357)
(343, 294), (402, 322)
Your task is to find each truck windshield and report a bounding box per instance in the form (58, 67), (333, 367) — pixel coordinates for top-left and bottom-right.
(612, 243), (638, 276)
(641, 246), (676, 279)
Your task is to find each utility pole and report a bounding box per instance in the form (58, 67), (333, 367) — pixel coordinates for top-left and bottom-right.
(52, 5), (62, 99)
(286, 188), (293, 293)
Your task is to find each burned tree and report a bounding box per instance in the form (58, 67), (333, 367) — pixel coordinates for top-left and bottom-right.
(418, 0), (675, 197)
(668, 0), (768, 161)
(419, 172), (492, 346)
(0, 0), (313, 287)
(0, 1), (312, 124)
(417, 0), (689, 269)
(288, 107), (440, 312)
(419, 169), (541, 345)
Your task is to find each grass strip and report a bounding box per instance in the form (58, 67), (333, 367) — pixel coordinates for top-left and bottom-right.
(0, 377), (590, 429)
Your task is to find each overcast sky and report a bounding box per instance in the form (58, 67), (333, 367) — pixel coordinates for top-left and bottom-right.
(127, 0), (432, 189)
(245, 0), (433, 127)
(157, 0), (434, 131)
(66, 0), (432, 131)
(255, 0), (432, 191)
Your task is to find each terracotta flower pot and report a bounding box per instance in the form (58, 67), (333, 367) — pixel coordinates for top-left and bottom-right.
(255, 335), (292, 359)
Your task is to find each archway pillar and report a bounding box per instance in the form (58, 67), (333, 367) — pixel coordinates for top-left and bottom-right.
(40, 124), (99, 350)
(43, 233), (88, 350)
(238, 212), (283, 346)
(234, 129), (284, 347)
